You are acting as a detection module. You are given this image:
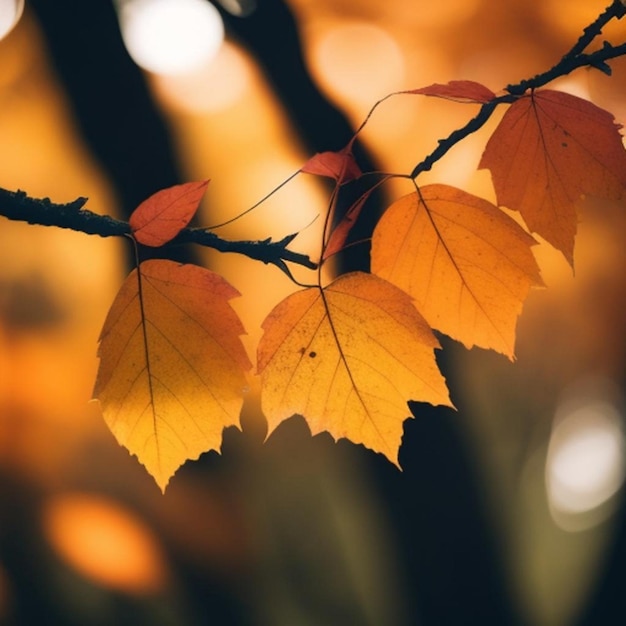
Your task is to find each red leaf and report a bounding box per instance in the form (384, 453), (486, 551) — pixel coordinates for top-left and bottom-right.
(480, 90), (626, 264)
(323, 187), (375, 260)
(130, 180), (209, 247)
(408, 80), (496, 103)
(301, 148), (361, 184)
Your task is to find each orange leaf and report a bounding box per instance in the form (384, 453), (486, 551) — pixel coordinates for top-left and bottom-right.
(301, 148), (361, 183)
(480, 90), (626, 264)
(257, 272), (452, 465)
(129, 180), (209, 247)
(93, 259), (251, 491)
(409, 80), (496, 103)
(371, 185), (543, 359)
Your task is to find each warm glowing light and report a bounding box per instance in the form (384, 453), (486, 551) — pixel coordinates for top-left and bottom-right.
(43, 493), (168, 593)
(150, 41), (250, 113)
(546, 379), (625, 529)
(118, 0), (224, 76)
(0, 0), (23, 40)
(541, 0), (611, 39)
(309, 21), (405, 110)
(402, 0), (480, 28)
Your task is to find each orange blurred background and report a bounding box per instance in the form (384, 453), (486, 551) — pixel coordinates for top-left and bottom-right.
(0, 1), (625, 624)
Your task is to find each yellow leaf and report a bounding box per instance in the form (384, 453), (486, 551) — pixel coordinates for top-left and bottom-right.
(93, 260), (251, 491)
(257, 272), (452, 465)
(371, 185), (543, 358)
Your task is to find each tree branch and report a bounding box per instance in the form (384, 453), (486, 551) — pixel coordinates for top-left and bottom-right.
(0, 188), (317, 271)
(410, 0), (626, 178)
(1, 0), (624, 269)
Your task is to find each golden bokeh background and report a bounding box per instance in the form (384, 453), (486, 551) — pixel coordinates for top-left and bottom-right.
(0, 1), (625, 624)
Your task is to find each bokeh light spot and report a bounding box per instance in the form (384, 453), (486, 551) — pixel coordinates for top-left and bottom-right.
(546, 378), (625, 529)
(0, 0), (23, 40)
(118, 0), (224, 76)
(150, 41), (251, 113)
(43, 492), (168, 593)
(309, 20), (404, 110)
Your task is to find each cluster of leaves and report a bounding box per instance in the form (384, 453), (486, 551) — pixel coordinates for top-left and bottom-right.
(88, 4), (626, 492)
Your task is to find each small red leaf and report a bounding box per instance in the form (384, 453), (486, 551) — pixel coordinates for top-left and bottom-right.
(408, 80), (496, 103)
(130, 180), (209, 247)
(323, 187), (375, 260)
(301, 148), (361, 184)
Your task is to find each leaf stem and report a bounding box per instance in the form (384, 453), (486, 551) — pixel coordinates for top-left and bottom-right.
(204, 169), (301, 229)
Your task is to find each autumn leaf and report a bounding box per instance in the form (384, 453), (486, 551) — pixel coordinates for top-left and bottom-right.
(371, 185), (543, 358)
(301, 147), (361, 183)
(257, 272), (452, 465)
(129, 180), (209, 247)
(323, 186), (376, 260)
(480, 90), (626, 264)
(93, 259), (251, 491)
(408, 80), (496, 103)
(303, 146), (367, 260)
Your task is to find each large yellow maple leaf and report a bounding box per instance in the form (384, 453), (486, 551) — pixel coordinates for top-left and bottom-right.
(257, 272), (452, 465)
(93, 259), (251, 491)
(371, 185), (543, 358)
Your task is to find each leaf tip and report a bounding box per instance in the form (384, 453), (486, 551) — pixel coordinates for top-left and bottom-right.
(155, 476), (171, 494)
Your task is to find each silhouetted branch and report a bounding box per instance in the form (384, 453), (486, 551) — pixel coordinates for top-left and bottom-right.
(1, 1), (624, 272)
(410, 0), (626, 178)
(0, 188), (317, 272)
